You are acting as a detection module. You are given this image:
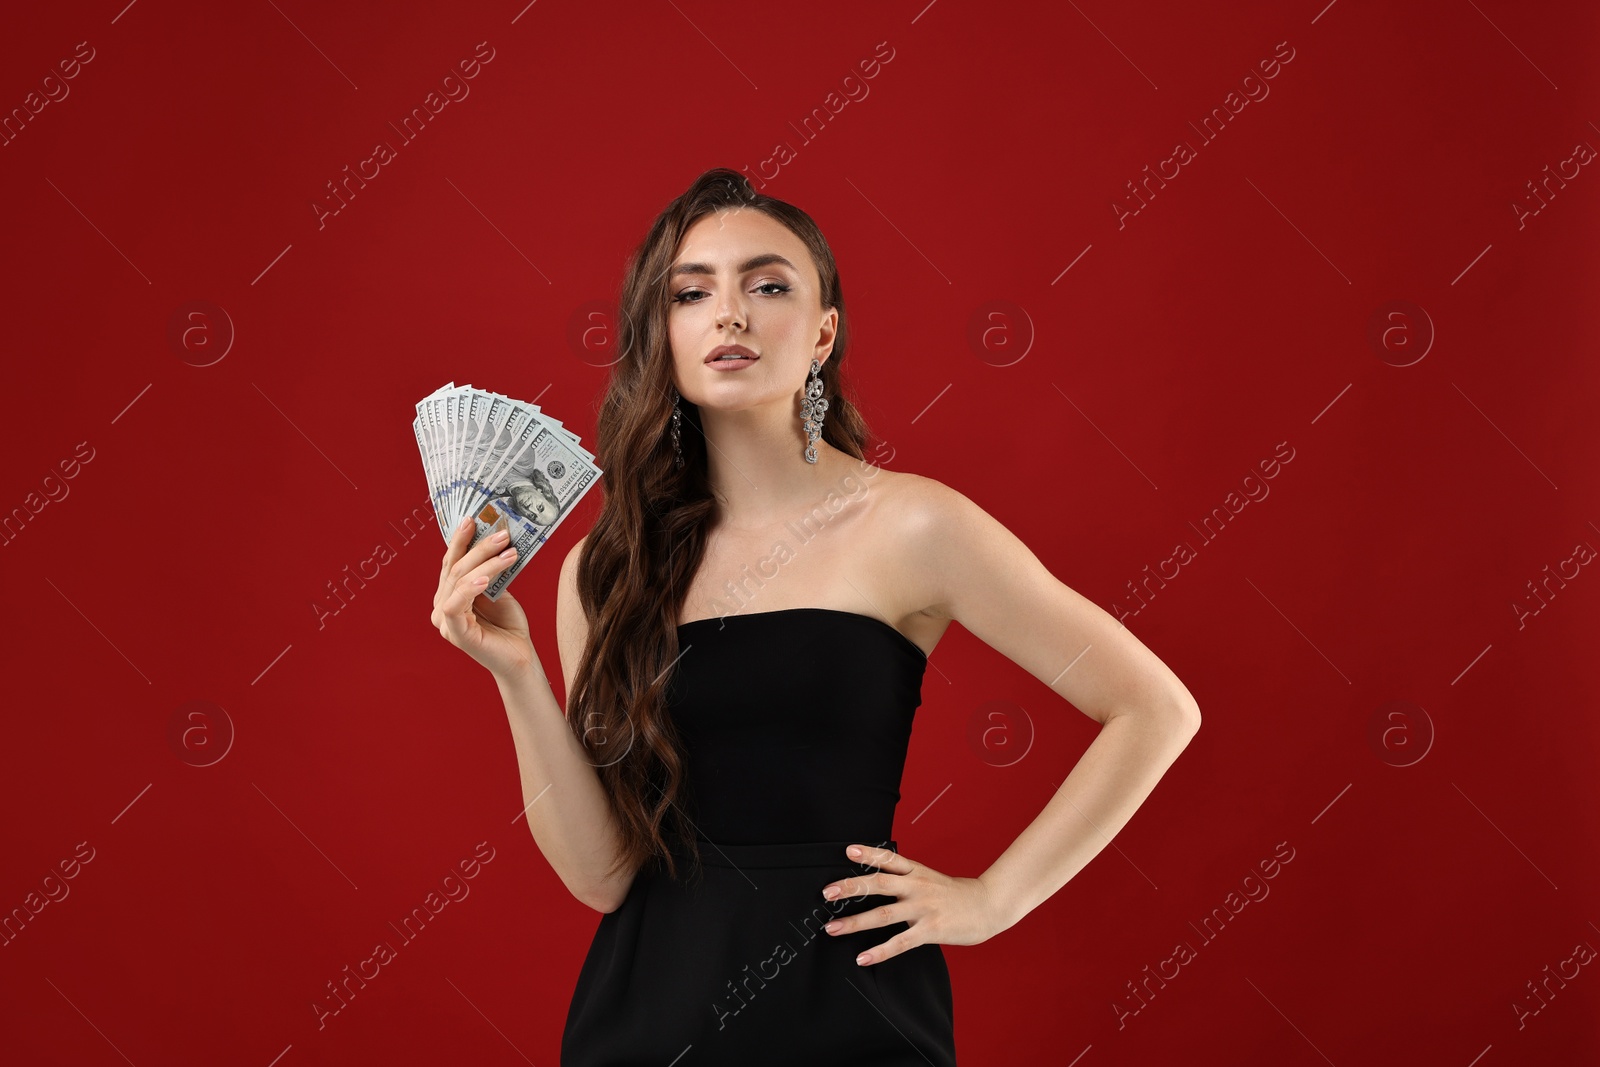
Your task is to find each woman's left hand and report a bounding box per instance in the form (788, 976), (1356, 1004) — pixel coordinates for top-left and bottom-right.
(819, 844), (1012, 966)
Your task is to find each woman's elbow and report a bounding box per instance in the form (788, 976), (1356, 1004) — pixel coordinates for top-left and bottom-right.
(1173, 700), (1201, 745)
(583, 887), (627, 913)
(577, 866), (640, 913)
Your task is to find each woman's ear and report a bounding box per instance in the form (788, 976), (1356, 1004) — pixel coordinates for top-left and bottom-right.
(814, 308), (838, 362)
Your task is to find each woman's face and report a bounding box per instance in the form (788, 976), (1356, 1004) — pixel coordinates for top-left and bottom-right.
(666, 208), (836, 411)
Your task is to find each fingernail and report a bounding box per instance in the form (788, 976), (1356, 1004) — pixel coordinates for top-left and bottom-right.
(848, 846), (862, 858)
(823, 886), (840, 900)
(855, 953), (870, 966)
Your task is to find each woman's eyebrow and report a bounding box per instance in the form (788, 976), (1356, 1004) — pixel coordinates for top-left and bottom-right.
(670, 252), (797, 278)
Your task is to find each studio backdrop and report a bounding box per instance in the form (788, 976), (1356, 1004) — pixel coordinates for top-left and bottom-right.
(2, 0), (1596, 1063)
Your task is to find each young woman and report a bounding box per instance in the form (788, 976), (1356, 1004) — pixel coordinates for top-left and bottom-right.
(430, 168), (1201, 1064)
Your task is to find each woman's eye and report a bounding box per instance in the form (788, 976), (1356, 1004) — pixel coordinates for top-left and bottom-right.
(672, 282), (790, 304)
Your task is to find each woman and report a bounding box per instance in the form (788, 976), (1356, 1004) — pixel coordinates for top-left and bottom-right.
(430, 168), (1201, 1064)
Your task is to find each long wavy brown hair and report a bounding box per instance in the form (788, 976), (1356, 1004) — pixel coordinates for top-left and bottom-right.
(566, 167), (875, 884)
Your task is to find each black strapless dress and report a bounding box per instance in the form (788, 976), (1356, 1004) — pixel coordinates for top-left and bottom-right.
(561, 607), (957, 1065)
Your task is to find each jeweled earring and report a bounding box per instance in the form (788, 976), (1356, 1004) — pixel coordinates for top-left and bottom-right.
(671, 390), (684, 469)
(800, 358), (826, 464)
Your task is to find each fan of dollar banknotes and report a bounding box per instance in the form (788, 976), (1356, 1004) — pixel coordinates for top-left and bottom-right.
(412, 382), (602, 600)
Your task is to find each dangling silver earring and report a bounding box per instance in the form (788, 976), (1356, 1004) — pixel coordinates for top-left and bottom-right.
(800, 359), (827, 464)
(670, 390), (685, 469)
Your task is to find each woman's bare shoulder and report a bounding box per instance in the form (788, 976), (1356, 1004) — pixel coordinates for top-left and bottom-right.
(860, 467), (985, 621)
(869, 466), (971, 529)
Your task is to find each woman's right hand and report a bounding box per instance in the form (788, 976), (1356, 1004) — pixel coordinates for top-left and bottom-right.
(431, 516), (536, 680)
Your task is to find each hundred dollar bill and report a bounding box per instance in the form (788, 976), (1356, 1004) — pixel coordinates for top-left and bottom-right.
(412, 381), (602, 600)
(423, 386), (460, 530)
(413, 382), (456, 540)
(456, 389), (520, 526)
(461, 407), (599, 600)
(463, 383), (594, 462)
(440, 383), (591, 521)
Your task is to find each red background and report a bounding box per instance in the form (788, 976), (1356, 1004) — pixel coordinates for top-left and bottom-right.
(3, 0), (1597, 1063)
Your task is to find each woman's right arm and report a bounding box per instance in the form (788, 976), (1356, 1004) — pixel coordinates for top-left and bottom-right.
(431, 520), (639, 912)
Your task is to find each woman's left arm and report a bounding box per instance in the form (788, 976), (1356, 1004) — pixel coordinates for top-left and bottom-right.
(978, 691), (1199, 930)
(823, 477), (1200, 962)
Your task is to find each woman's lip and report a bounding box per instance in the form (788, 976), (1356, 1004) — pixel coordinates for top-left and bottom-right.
(705, 346), (758, 362)
(706, 357), (759, 371)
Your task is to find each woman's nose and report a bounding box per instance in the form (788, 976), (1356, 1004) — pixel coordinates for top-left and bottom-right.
(714, 295), (746, 330)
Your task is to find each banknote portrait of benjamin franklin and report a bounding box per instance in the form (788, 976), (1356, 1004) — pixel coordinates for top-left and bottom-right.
(499, 466), (561, 527)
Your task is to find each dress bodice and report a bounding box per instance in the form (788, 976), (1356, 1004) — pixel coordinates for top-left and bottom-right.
(665, 607), (929, 845)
